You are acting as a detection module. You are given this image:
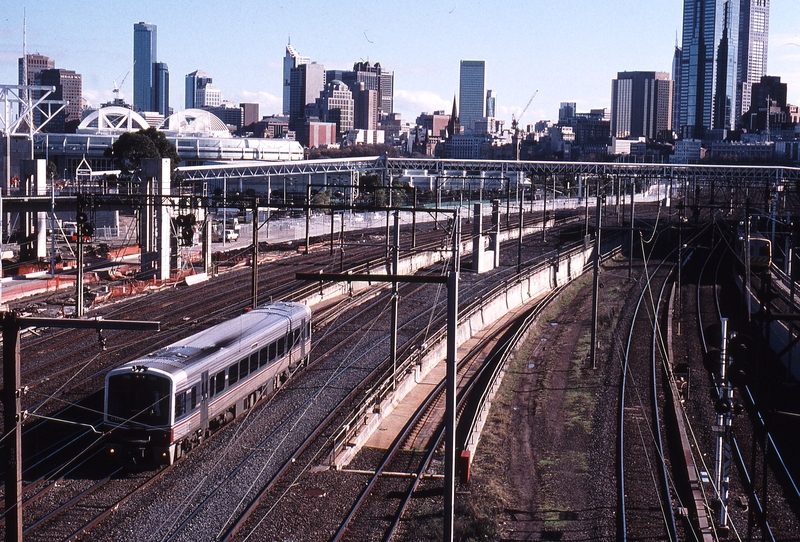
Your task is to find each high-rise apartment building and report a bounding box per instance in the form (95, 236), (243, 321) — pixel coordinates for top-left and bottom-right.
(676, 0), (769, 137)
(152, 62), (169, 116)
(459, 60), (485, 133)
(611, 71), (673, 140)
(283, 44), (309, 115)
(185, 70), (220, 109)
(485, 90), (497, 119)
(133, 22), (157, 112)
(38, 68), (82, 133)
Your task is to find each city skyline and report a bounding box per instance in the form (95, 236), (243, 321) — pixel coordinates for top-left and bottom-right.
(2, 0), (799, 129)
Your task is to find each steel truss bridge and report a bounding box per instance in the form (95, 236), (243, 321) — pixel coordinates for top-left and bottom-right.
(3, 157), (800, 217)
(176, 157), (800, 186)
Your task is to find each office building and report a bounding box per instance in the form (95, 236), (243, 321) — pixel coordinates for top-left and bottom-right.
(677, 0), (769, 137)
(185, 70), (220, 109)
(485, 90), (496, 119)
(327, 61), (394, 120)
(18, 53), (55, 86)
(152, 62), (169, 116)
(318, 80), (354, 136)
(738, 0), (770, 124)
(240, 103), (260, 128)
(289, 62), (325, 130)
(283, 44), (309, 115)
(353, 82), (379, 130)
(459, 60), (485, 133)
(671, 42), (682, 137)
(18, 53), (56, 127)
(611, 71), (673, 140)
(133, 22), (157, 112)
(38, 68), (82, 133)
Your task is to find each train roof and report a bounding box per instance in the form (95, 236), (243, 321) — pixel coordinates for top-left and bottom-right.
(108, 302), (311, 380)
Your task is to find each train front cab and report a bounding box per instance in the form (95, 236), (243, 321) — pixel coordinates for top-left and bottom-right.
(104, 367), (176, 465)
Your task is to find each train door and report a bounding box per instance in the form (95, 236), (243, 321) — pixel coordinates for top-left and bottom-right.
(200, 370), (209, 432)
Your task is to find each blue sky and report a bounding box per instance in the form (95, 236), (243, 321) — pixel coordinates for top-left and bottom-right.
(2, 0), (799, 127)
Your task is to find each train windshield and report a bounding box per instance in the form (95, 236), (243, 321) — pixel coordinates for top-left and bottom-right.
(107, 372), (171, 427)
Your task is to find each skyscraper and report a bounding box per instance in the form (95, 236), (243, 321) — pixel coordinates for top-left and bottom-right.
(185, 70), (220, 109)
(318, 80), (354, 136)
(485, 90), (497, 118)
(459, 60), (485, 133)
(133, 22), (157, 112)
(610, 72), (673, 140)
(289, 62), (325, 131)
(737, 0), (769, 121)
(676, 0), (769, 137)
(38, 68), (82, 133)
(152, 62), (169, 116)
(18, 53), (54, 86)
(283, 44), (309, 115)
(18, 53), (55, 127)
(327, 62), (394, 121)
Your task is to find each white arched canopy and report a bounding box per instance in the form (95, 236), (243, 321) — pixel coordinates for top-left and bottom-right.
(157, 109), (231, 138)
(77, 106), (151, 133)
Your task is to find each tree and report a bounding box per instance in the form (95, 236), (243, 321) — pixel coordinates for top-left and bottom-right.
(106, 127), (181, 178)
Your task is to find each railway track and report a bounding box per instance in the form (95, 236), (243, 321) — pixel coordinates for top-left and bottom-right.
(692, 221), (800, 539)
(0, 210), (588, 536)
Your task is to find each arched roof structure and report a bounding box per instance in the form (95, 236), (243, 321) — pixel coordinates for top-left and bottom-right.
(77, 106), (151, 134)
(157, 108), (231, 138)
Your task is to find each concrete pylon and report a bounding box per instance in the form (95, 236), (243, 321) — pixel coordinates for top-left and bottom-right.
(20, 159), (47, 260)
(139, 158), (172, 281)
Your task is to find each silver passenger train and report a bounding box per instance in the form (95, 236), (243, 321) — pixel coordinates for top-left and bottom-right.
(103, 302), (312, 465)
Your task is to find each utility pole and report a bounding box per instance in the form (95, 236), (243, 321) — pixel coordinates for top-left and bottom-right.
(390, 211), (400, 390)
(629, 181), (635, 279)
(2, 313), (159, 542)
(252, 197), (259, 309)
(295, 211), (461, 541)
(590, 195), (602, 369)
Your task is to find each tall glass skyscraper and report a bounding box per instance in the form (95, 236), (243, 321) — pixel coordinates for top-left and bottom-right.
(153, 62), (169, 116)
(133, 22), (157, 112)
(459, 60), (485, 133)
(677, 0), (769, 137)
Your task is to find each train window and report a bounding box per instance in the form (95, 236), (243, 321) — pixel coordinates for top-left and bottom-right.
(268, 341), (277, 361)
(215, 371), (225, 395)
(191, 386), (197, 409)
(250, 353), (259, 373)
(277, 337), (285, 357)
(175, 392), (186, 418)
(306, 322), (310, 339)
(229, 363), (239, 385)
(259, 347), (269, 367)
(240, 358), (249, 379)
(209, 374), (216, 397)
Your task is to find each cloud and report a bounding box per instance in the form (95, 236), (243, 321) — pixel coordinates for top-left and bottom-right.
(394, 89), (451, 119)
(230, 90), (282, 117)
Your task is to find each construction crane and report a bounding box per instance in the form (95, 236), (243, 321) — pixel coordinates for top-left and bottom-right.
(513, 90), (538, 160)
(112, 63), (134, 103)
(512, 90), (538, 132)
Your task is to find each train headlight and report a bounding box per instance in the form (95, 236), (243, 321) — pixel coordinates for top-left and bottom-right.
(109, 448), (115, 455)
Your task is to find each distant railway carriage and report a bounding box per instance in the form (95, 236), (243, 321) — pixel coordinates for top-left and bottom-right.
(738, 236), (772, 271)
(104, 302), (312, 465)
